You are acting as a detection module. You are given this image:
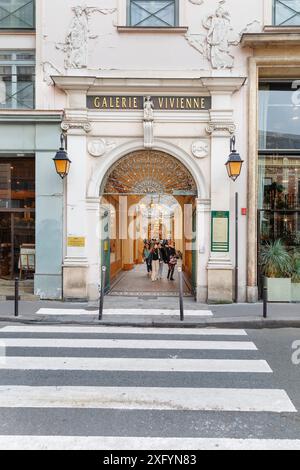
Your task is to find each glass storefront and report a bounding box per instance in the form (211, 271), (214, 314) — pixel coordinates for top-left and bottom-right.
(0, 157), (35, 279)
(258, 81), (300, 293)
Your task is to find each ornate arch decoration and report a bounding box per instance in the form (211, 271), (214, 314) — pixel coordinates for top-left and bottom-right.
(87, 139), (208, 200)
(102, 150), (197, 196)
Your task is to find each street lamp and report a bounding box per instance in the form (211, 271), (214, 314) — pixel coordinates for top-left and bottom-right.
(225, 136), (243, 304)
(53, 133), (71, 179)
(225, 136), (244, 181)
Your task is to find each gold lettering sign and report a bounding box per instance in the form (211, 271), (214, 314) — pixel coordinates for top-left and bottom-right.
(67, 237), (86, 248)
(87, 96), (211, 111)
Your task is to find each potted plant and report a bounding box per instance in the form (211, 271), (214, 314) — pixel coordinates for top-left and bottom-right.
(260, 239), (292, 302)
(291, 253), (300, 302)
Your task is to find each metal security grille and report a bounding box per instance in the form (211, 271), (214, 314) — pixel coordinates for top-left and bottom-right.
(274, 0), (300, 26)
(129, 0), (178, 27)
(0, 0), (35, 29)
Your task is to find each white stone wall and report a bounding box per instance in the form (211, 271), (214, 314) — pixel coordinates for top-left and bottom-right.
(30, 0), (275, 301)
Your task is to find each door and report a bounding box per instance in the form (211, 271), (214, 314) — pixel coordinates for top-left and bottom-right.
(101, 208), (111, 293)
(191, 208), (197, 296)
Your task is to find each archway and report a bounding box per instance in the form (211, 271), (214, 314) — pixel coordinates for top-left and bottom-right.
(100, 150), (198, 296)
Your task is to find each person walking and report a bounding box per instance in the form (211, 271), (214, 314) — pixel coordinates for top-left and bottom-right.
(150, 243), (160, 282)
(158, 242), (166, 280)
(166, 241), (177, 281)
(143, 243), (152, 276)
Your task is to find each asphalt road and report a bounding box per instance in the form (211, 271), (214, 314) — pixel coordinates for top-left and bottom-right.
(0, 324), (299, 450)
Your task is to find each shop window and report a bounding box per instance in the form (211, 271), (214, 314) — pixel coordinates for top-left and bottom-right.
(259, 82), (300, 150)
(258, 80), (300, 295)
(274, 0), (300, 26)
(0, 51), (35, 109)
(0, 157), (35, 280)
(0, 0), (35, 29)
(128, 0), (178, 27)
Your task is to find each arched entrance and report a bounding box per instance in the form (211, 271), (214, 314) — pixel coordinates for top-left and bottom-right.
(100, 150), (198, 296)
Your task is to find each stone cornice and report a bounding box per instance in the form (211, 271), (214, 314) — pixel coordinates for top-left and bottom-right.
(52, 75), (247, 95)
(0, 110), (63, 123)
(241, 31), (300, 48)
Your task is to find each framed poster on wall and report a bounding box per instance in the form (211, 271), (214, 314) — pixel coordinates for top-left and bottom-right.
(211, 211), (230, 253)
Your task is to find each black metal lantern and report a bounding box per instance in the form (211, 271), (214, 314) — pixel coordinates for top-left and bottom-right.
(225, 136), (244, 182)
(53, 133), (71, 179)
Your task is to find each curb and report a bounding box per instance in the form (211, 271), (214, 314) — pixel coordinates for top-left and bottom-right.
(0, 316), (300, 329)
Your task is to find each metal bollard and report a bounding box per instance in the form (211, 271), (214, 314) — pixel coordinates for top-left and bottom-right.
(98, 266), (107, 321)
(263, 285), (268, 319)
(14, 277), (19, 317)
(178, 267), (184, 322)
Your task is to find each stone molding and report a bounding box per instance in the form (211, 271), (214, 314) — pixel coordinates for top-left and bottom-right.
(61, 120), (92, 133)
(206, 122), (236, 135)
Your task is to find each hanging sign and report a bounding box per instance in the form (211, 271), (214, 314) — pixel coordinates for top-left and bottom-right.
(87, 95), (211, 111)
(211, 211), (230, 253)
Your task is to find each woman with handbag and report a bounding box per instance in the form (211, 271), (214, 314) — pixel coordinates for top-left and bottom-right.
(167, 241), (177, 281)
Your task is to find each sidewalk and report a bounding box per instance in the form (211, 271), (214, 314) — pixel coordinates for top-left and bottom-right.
(0, 297), (299, 328)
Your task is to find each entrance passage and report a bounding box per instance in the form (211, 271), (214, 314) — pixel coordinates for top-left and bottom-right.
(100, 150), (198, 296)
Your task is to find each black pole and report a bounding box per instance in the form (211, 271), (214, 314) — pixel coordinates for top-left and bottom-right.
(235, 192), (239, 303)
(178, 267), (184, 322)
(99, 266), (106, 321)
(14, 277), (19, 317)
(263, 285), (268, 319)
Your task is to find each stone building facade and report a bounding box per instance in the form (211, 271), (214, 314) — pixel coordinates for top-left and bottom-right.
(0, 0), (299, 303)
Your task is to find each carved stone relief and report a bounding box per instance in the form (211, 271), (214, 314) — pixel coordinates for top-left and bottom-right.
(185, 0), (262, 70)
(88, 139), (116, 157)
(191, 140), (209, 159)
(55, 5), (116, 70)
(42, 61), (62, 86)
(203, 1), (240, 70)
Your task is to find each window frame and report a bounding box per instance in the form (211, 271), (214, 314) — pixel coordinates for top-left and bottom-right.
(0, 0), (35, 30)
(273, 0), (300, 26)
(0, 50), (35, 109)
(127, 0), (179, 28)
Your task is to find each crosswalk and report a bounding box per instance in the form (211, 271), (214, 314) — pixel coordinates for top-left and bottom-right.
(0, 324), (298, 450)
(35, 308), (213, 317)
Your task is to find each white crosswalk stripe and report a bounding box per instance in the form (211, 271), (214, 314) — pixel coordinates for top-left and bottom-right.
(0, 324), (297, 450)
(0, 357), (273, 372)
(1, 325), (246, 335)
(0, 338), (257, 350)
(0, 386), (295, 413)
(1, 436), (300, 451)
(36, 308), (213, 317)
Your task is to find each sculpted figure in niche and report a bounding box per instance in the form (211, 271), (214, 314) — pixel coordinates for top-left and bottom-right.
(203, 0), (239, 70)
(144, 96), (154, 121)
(143, 97), (154, 149)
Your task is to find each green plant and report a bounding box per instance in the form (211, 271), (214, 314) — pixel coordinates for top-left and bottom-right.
(260, 240), (292, 278)
(291, 253), (300, 284)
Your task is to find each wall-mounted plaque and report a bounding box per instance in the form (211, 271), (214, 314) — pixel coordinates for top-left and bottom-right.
(67, 237), (86, 248)
(211, 211), (230, 253)
(87, 95), (211, 111)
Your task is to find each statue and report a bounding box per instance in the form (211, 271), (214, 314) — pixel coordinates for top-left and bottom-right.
(203, 1), (239, 70)
(143, 96), (154, 149)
